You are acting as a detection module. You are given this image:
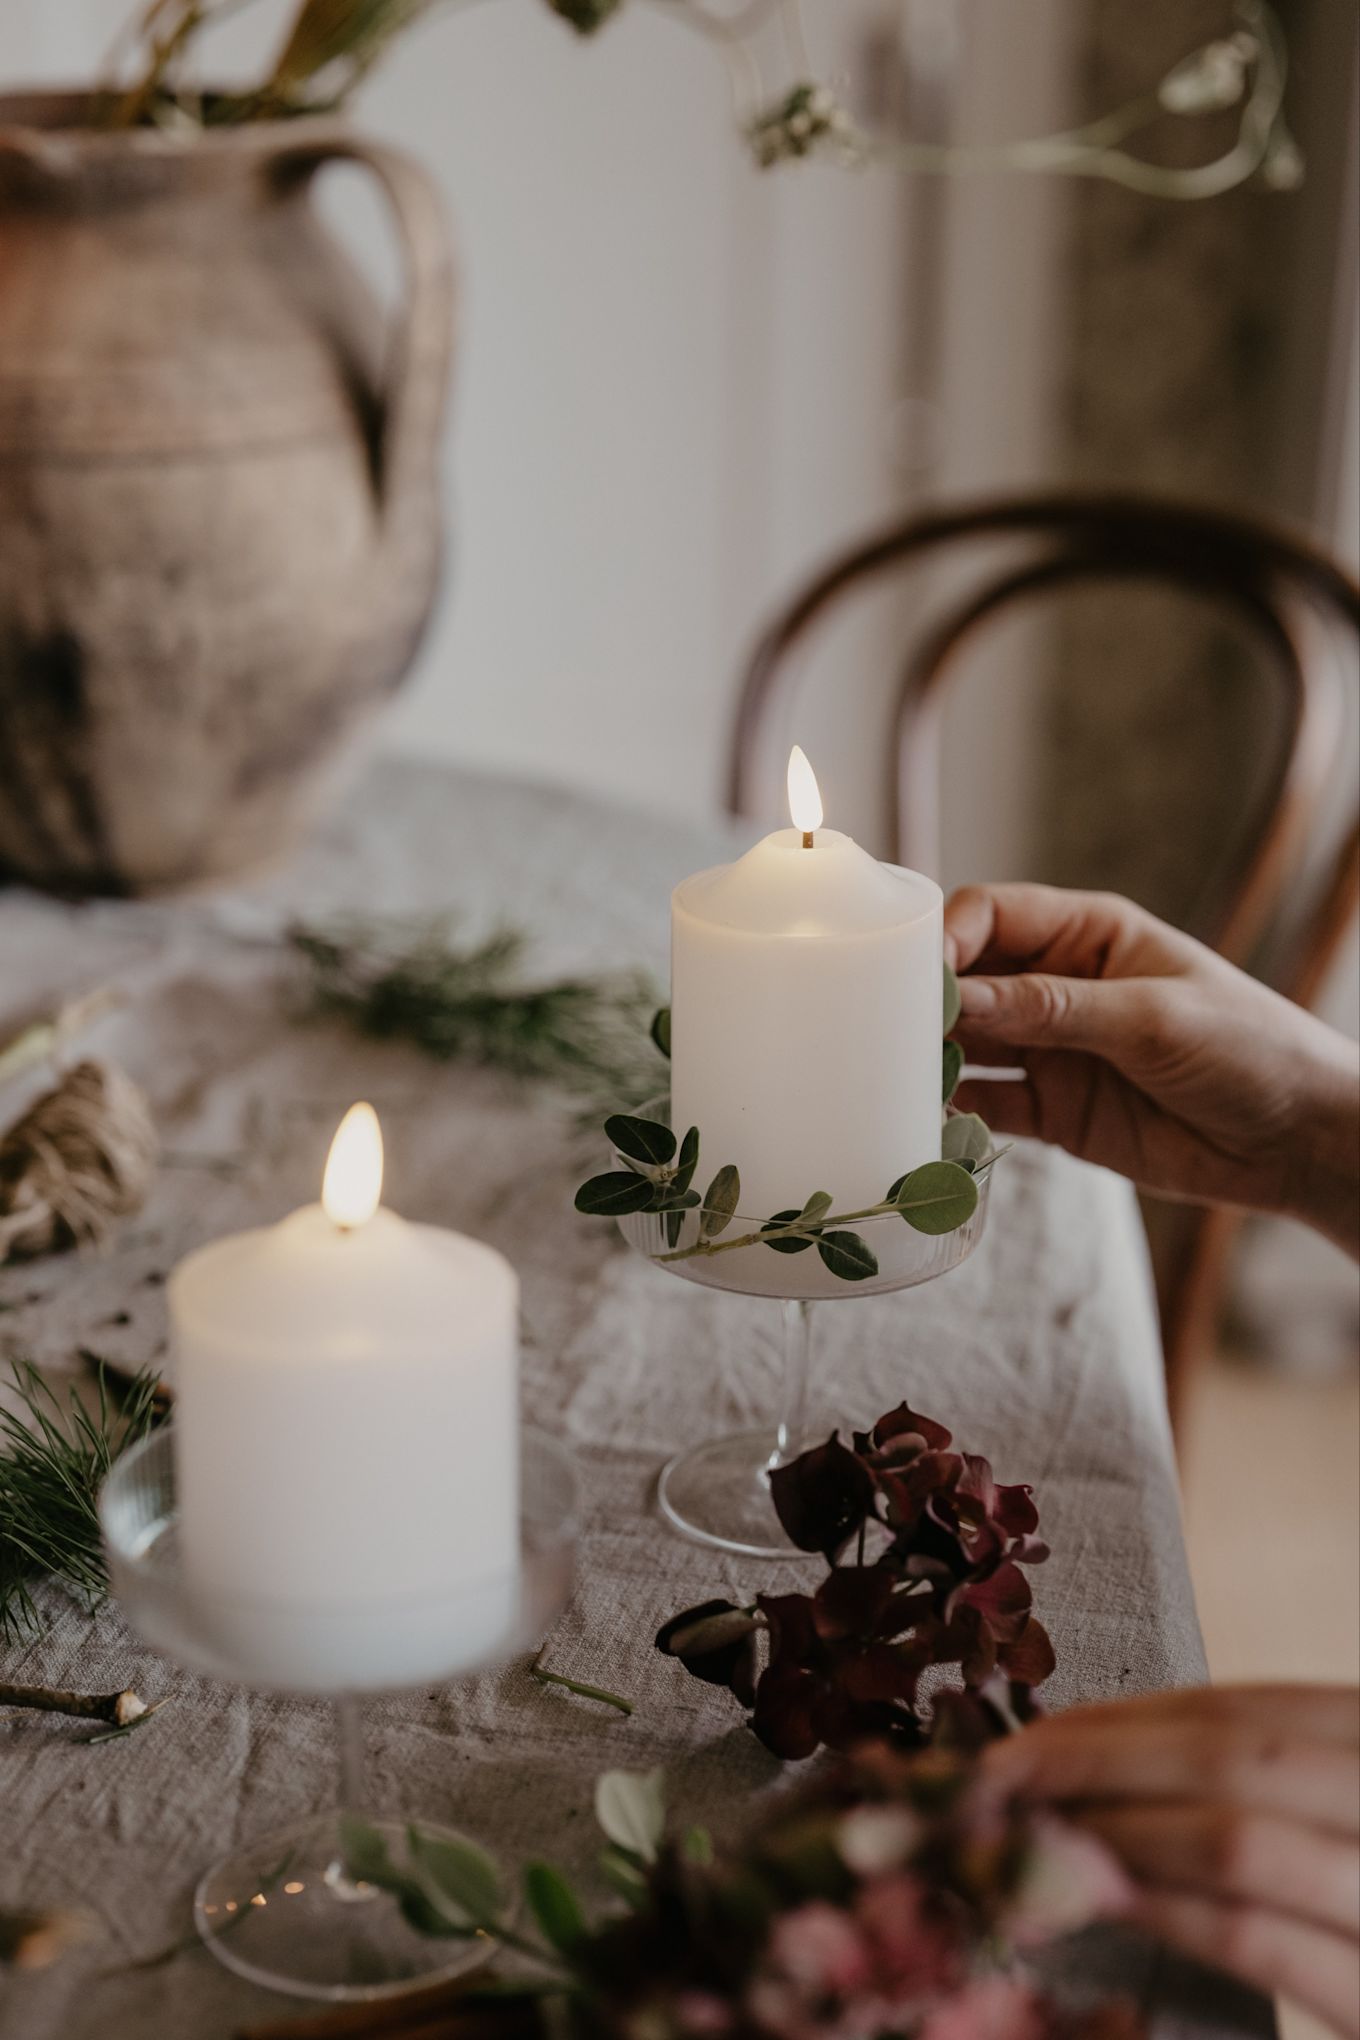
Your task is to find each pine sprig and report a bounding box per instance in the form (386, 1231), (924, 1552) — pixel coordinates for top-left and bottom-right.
(0, 1362), (162, 1642)
(290, 917), (667, 1114)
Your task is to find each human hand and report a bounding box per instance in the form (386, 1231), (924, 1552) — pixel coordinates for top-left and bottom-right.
(944, 884), (1360, 1253)
(985, 1684), (1360, 2035)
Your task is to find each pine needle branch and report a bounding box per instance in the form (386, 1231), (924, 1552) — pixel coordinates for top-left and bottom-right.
(290, 916), (668, 1117)
(0, 1361), (162, 1642)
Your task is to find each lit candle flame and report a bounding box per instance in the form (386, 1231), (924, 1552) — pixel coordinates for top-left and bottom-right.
(787, 745), (824, 836)
(322, 1103), (383, 1230)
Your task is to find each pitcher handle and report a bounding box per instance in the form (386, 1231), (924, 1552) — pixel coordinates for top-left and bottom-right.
(275, 133), (455, 521)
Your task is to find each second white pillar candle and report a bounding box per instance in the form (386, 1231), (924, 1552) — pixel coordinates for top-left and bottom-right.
(670, 822), (942, 1220)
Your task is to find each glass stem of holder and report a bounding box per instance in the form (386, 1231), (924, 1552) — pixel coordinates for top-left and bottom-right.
(327, 1695), (373, 1901)
(767, 1299), (813, 1473)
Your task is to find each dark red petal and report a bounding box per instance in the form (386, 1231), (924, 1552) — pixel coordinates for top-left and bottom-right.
(871, 1402), (955, 1454)
(751, 1662), (823, 1759)
(954, 1560), (1033, 1644)
(756, 1590), (821, 1667)
(999, 1615), (1056, 1686)
(768, 1432), (875, 1560)
(993, 1481), (1040, 1538)
(813, 1562), (897, 1641)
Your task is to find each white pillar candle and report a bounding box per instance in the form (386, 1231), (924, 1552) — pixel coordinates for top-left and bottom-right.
(169, 1105), (520, 1691)
(670, 749), (942, 1219)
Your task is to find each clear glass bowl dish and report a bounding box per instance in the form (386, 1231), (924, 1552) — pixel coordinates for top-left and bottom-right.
(607, 1105), (993, 1558)
(100, 1425), (579, 2004)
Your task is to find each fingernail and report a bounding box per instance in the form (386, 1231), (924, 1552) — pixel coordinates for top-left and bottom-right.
(958, 977), (998, 1016)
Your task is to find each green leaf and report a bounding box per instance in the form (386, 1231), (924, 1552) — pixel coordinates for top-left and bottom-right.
(595, 1769), (666, 1863)
(942, 1112), (991, 1166)
(942, 1039), (963, 1103)
(799, 1190), (833, 1227)
(338, 1815), (395, 1887)
(605, 1114), (676, 1167)
(891, 1160), (979, 1234)
(700, 1164), (741, 1238)
(655, 1188), (702, 1212)
(815, 1230), (879, 1281)
(682, 1827), (714, 1865)
(650, 1007), (672, 1059)
(761, 1210), (816, 1255)
(598, 1844), (650, 1909)
(575, 1170), (655, 1216)
(523, 1862), (586, 1954)
(545, 0), (624, 33)
(943, 960), (962, 1035)
(664, 1207), (684, 1248)
(408, 1827), (502, 1928)
(671, 1125), (700, 1197)
(398, 1888), (475, 1938)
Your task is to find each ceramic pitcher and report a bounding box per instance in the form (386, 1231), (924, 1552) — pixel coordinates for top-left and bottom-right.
(0, 91), (454, 893)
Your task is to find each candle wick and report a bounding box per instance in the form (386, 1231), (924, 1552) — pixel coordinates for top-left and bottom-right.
(801, 831), (814, 850)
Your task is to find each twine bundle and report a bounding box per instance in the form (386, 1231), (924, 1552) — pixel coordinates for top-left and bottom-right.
(0, 1061), (157, 1263)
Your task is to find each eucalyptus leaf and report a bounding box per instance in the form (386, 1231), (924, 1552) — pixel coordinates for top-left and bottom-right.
(700, 1164), (741, 1238)
(799, 1190), (833, 1227)
(523, 1862), (586, 1954)
(575, 1171), (656, 1217)
(650, 1007), (672, 1060)
(408, 1826), (503, 1927)
(595, 1768), (666, 1863)
(683, 1826), (715, 1865)
(941, 1112), (991, 1166)
(338, 1815), (395, 1887)
(664, 1208), (685, 1249)
(598, 1844), (650, 1909)
(672, 1125), (700, 1197)
(943, 960), (962, 1035)
(656, 1188), (702, 1212)
(892, 1160), (979, 1235)
(605, 1114), (676, 1167)
(816, 1230), (879, 1281)
(761, 1210), (816, 1255)
(942, 1039), (964, 1103)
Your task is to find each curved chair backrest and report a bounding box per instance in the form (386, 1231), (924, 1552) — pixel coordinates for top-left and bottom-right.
(730, 493), (1360, 1415)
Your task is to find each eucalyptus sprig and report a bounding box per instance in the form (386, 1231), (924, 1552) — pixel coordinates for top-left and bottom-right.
(340, 1758), (1134, 2039)
(574, 962), (1003, 1281)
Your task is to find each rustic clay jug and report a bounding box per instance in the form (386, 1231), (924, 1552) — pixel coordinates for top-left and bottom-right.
(0, 91), (454, 894)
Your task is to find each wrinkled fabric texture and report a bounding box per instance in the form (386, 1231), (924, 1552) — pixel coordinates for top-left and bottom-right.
(0, 760), (1265, 2040)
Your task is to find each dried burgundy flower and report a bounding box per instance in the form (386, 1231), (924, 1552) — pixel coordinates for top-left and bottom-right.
(657, 1400), (1054, 1763)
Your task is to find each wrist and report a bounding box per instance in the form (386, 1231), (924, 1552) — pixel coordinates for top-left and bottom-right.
(1281, 1035), (1360, 1255)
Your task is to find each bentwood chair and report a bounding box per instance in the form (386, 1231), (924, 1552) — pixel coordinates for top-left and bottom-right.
(729, 493), (1360, 1426)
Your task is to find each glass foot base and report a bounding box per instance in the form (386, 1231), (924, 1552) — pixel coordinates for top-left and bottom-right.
(195, 1813), (500, 2001)
(658, 1428), (817, 1558)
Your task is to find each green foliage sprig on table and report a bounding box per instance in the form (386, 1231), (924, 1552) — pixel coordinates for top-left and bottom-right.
(291, 917), (668, 1115)
(574, 962), (1005, 1282)
(98, 0), (1299, 202)
(0, 1362), (161, 1643)
(338, 1757), (1134, 2040)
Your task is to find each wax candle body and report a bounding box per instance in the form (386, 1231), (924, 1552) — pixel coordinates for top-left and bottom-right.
(670, 828), (942, 1218)
(170, 1204), (520, 1690)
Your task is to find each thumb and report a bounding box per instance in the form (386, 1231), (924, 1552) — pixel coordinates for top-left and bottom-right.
(957, 971), (1149, 1058)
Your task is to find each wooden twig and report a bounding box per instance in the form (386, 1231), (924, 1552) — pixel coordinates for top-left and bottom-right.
(0, 1908), (89, 1969)
(0, 1680), (149, 1727)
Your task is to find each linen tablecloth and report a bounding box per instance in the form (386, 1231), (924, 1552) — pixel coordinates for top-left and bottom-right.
(0, 758), (1265, 2040)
